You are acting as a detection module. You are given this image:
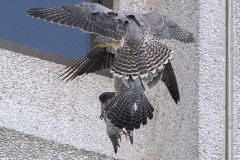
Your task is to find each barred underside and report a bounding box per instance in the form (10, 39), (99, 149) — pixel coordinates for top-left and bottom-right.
(26, 2), (195, 82)
(111, 40), (172, 79)
(105, 77), (154, 130)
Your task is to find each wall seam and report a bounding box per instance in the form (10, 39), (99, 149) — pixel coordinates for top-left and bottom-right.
(225, 0), (233, 159)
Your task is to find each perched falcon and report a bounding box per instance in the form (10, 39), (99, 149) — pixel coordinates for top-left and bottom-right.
(26, 2), (195, 79)
(99, 92), (133, 153)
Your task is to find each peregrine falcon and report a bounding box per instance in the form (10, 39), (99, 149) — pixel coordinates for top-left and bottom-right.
(59, 36), (180, 104)
(26, 2), (191, 129)
(55, 40), (179, 130)
(26, 2), (195, 79)
(99, 92), (133, 153)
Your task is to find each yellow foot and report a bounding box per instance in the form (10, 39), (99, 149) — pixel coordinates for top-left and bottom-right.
(97, 43), (111, 52)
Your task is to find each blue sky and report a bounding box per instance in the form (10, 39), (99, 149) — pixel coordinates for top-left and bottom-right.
(0, 0), (91, 59)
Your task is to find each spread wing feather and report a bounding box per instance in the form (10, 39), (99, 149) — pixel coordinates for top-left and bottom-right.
(122, 11), (195, 43)
(26, 2), (129, 40)
(159, 17), (195, 43)
(160, 61), (180, 103)
(59, 46), (115, 82)
(146, 61), (180, 104)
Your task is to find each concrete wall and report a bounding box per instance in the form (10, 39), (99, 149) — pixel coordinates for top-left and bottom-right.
(197, 0), (226, 159)
(233, 0), (240, 159)
(0, 127), (116, 160)
(0, 0), (239, 159)
(0, 48), (120, 159)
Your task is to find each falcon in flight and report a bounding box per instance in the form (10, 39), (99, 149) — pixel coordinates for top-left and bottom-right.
(26, 2), (194, 129)
(26, 2), (195, 79)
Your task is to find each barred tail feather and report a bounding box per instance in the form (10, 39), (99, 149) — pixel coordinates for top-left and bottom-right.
(105, 76), (154, 130)
(111, 41), (172, 79)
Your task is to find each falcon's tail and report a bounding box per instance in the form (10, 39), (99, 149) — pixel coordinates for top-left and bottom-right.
(109, 134), (120, 154)
(59, 46), (115, 82)
(127, 130), (133, 145)
(111, 41), (172, 79)
(105, 76), (154, 131)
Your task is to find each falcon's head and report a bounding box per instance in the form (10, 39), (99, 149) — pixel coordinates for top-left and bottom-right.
(99, 92), (115, 104)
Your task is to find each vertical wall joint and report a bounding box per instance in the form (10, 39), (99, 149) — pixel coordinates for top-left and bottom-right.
(226, 0), (233, 159)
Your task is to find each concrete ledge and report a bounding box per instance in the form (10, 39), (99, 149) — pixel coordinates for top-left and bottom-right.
(0, 39), (75, 66)
(0, 127), (117, 160)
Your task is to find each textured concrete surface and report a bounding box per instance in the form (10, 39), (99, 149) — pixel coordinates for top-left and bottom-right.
(233, 1), (240, 159)
(197, 0), (226, 159)
(0, 127), (117, 160)
(0, 48), (127, 159)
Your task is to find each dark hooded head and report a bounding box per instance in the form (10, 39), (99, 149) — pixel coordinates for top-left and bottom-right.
(99, 92), (115, 103)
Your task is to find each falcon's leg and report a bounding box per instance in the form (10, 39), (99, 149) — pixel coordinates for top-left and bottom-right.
(118, 131), (129, 142)
(118, 134), (122, 142)
(97, 43), (111, 52)
(121, 131), (129, 140)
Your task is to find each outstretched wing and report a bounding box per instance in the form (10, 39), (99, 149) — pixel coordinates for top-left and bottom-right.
(160, 61), (180, 103)
(146, 61), (180, 104)
(60, 46), (115, 82)
(26, 2), (129, 40)
(159, 15), (195, 43)
(122, 10), (195, 43)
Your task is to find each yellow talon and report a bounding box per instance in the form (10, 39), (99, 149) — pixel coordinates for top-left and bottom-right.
(97, 43), (111, 52)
